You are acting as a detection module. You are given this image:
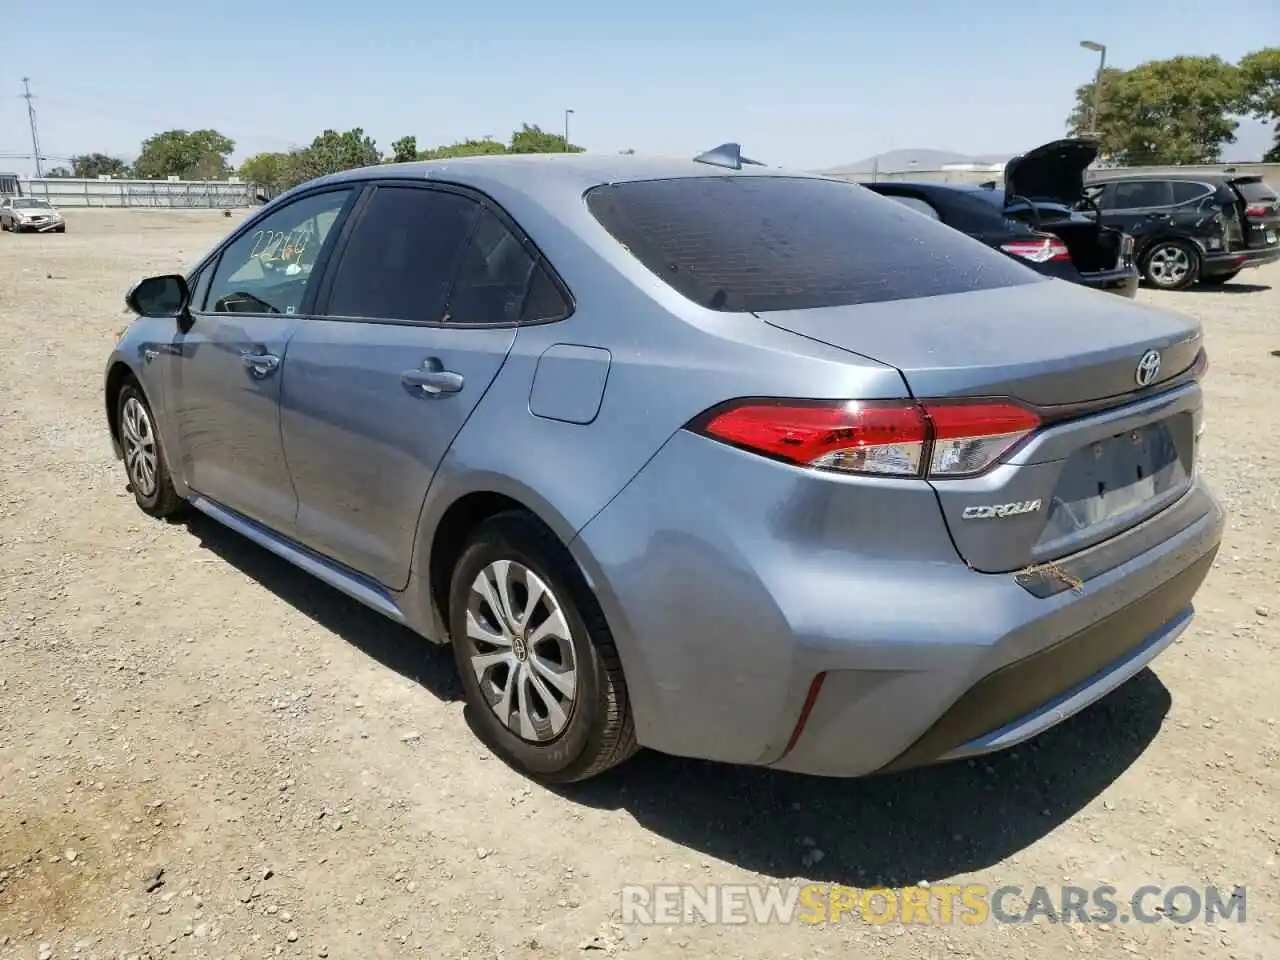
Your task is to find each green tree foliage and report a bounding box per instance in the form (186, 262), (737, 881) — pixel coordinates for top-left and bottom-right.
(238, 152), (291, 191)
(44, 166), (72, 177)
(418, 138), (508, 160)
(508, 123), (583, 154)
(1067, 56), (1244, 165)
(133, 129), (235, 180)
(285, 128), (381, 185)
(71, 153), (131, 178)
(1239, 47), (1280, 161)
(388, 135), (419, 163)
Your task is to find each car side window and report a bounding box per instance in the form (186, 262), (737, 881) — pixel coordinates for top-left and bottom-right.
(1109, 180), (1174, 210)
(1171, 181), (1212, 206)
(882, 194), (941, 221)
(188, 265), (213, 312)
(323, 186), (479, 323)
(203, 189), (352, 316)
(443, 207), (572, 326)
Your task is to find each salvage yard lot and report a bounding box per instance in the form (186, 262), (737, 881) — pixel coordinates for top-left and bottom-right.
(1, 209), (1277, 960)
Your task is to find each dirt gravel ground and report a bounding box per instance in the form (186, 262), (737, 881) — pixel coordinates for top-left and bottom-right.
(1, 209), (1277, 960)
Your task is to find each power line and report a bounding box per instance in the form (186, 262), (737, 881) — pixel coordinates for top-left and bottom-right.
(21, 78), (43, 177)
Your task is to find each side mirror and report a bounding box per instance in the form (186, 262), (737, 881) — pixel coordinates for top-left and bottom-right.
(125, 274), (190, 319)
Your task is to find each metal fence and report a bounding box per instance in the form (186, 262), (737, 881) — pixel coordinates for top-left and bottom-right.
(17, 176), (255, 208)
(825, 161), (1280, 188)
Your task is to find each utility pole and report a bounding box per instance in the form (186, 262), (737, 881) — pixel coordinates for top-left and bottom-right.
(1079, 41), (1107, 138)
(563, 108), (574, 151)
(21, 77), (43, 177)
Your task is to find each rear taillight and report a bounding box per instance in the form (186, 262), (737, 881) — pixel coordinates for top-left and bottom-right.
(691, 398), (1040, 479)
(1245, 203), (1272, 217)
(1000, 237), (1071, 264)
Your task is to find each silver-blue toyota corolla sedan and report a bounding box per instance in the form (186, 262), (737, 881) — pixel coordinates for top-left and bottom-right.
(104, 150), (1224, 783)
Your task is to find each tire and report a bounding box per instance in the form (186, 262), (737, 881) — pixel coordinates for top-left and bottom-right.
(54, 225), (66, 233)
(116, 380), (186, 519)
(1196, 270), (1240, 287)
(449, 511), (638, 783)
(1141, 240), (1199, 290)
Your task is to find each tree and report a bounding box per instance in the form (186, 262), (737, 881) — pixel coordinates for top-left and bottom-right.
(285, 128), (380, 186)
(238, 152), (291, 191)
(133, 129), (235, 180)
(389, 135), (418, 164)
(419, 138), (508, 160)
(44, 166), (72, 178)
(1239, 47), (1280, 161)
(71, 152), (131, 178)
(508, 123), (583, 154)
(1066, 56), (1244, 165)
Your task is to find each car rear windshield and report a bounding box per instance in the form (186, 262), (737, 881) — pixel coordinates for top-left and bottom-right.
(584, 176), (1041, 313)
(1233, 179), (1277, 202)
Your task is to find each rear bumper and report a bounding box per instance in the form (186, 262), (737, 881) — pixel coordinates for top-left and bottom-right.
(1203, 245), (1280, 275)
(1077, 267), (1139, 298)
(571, 427), (1225, 778)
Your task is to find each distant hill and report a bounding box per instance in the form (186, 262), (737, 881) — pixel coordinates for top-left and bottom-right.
(820, 148), (1013, 176)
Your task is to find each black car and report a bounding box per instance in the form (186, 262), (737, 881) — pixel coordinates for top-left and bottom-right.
(1082, 172), (1280, 290)
(862, 140), (1139, 297)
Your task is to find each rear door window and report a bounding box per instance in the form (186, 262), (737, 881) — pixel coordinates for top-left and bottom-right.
(1108, 180), (1174, 210)
(584, 176), (1039, 313)
(322, 186), (480, 323)
(1171, 181), (1213, 206)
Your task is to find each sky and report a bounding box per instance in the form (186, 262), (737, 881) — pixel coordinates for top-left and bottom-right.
(1, 0), (1275, 176)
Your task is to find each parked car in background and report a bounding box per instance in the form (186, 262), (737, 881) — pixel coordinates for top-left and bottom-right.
(1082, 173), (1280, 290)
(105, 150), (1222, 784)
(0, 197), (66, 233)
(862, 139), (1138, 297)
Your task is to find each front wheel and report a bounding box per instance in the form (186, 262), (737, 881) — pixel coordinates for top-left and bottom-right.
(117, 381), (186, 518)
(1196, 270), (1240, 287)
(1142, 240), (1199, 290)
(449, 512), (638, 783)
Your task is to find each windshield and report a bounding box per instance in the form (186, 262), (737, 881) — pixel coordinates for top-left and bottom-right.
(12, 199), (52, 209)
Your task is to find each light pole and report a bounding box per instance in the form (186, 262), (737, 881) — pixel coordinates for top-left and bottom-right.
(563, 108), (575, 151)
(1079, 40), (1107, 137)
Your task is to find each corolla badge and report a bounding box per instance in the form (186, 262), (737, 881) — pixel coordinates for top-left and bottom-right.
(961, 499), (1043, 521)
(1135, 349), (1162, 387)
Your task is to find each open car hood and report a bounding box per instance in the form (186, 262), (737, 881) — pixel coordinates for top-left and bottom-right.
(1004, 138), (1100, 207)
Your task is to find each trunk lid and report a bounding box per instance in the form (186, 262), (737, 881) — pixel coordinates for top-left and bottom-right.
(762, 280), (1203, 572)
(1004, 138), (1100, 207)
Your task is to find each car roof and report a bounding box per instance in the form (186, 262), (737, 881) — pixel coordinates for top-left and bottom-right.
(1086, 171), (1234, 185)
(305, 153), (819, 199)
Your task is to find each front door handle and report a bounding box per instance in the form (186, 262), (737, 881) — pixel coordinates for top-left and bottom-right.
(402, 358), (464, 397)
(241, 351), (281, 379)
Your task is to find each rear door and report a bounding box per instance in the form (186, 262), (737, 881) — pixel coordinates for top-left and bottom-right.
(1096, 179), (1176, 250)
(280, 182), (563, 588)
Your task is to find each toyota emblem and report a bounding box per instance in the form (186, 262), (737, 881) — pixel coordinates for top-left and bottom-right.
(1135, 349), (1161, 387)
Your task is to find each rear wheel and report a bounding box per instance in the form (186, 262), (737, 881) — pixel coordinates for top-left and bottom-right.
(117, 381), (186, 518)
(449, 511), (638, 783)
(1142, 240), (1199, 290)
(1196, 270), (1240, 286)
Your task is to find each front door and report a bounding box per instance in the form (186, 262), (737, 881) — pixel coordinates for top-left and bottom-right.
(169, 187), (356, 534)
(281, 184), (549, 588)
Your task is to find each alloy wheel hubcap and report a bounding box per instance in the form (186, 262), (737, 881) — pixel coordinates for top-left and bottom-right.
(121, 396), (159, 498)
(1149, 245), (1190, 285)
(465, 559), (578, 743)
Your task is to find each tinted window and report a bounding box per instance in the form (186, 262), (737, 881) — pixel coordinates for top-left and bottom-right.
(1109, 180), (1174, 209)
(1171, 181), (1212, 205)
(1234, 179), (1277, 203)
(585, 176), (1039, 313)
(446, 209), (537, 325)
(883, 195), (941, 220)
(520, 262), (573, 323)
(325, 186), (478, 322)
(205, 189), (351, 315)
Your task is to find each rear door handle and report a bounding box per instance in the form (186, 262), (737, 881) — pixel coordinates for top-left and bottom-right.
(241, 351), (281, 378)
(402, 358), (464, 397)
